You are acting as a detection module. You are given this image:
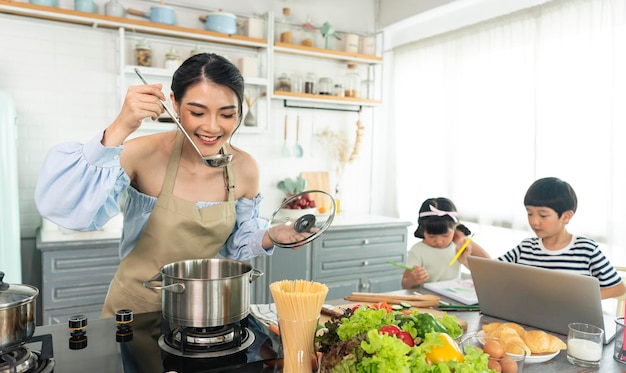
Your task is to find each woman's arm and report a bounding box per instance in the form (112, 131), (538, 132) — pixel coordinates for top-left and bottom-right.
(34, 134), (129, 231)
(601, 281), (626, 300)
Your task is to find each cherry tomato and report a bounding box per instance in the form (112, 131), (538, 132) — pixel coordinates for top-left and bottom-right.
(378, 325), (401, 336)
(396, 331), (415, 347)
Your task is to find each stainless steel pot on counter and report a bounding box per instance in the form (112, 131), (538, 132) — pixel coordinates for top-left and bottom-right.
(0, 271), (39, 352)
(143, 259), (263, 328)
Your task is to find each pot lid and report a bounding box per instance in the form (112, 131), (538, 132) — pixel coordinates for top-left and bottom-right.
(268, 190), (336, 249)
(0, 272), (39, 309)
(207, 10), (236, 18)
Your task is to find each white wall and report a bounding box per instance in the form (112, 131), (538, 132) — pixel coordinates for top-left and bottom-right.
(0, 0), (381, 240)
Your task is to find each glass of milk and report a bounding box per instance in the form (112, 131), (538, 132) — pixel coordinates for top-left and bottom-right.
(567, 322), (604, 368)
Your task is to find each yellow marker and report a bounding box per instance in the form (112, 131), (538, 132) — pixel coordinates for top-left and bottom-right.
(449, 234), (474, 266)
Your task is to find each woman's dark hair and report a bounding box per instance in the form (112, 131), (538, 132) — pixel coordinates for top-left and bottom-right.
(524, 177), (577, 217)
(171, 53), (244, 131)
(414, 197), (461, 238)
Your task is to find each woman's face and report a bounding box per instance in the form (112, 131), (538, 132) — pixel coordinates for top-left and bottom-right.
(423, 227), (455, 249)
(172, 80), (239, 157)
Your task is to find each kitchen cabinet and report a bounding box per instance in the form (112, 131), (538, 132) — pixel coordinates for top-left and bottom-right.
(36, 231), (121, 325)
(258, 216), (411, 303)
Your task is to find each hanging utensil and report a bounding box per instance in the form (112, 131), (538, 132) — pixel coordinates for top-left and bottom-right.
(134, 68), (232, 168)
(293, 115), (303, 158)
(281, 114), (291, 157)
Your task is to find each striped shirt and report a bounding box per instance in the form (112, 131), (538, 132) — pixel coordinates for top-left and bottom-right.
(498, 236), (622, 288)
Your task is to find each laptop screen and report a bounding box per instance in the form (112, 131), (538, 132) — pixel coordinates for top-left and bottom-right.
(467, 256), (615, 344)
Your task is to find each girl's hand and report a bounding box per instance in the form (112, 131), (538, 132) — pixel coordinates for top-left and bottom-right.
(404, 266), (430, 286)
(103, 84), (166, 146)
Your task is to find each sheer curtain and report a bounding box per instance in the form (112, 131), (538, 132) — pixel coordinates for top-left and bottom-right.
(391, 0), (626, 264)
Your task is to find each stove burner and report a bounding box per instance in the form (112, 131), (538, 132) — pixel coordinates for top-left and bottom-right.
(159, 323), (255, 358)
(0, 348), (55, 373)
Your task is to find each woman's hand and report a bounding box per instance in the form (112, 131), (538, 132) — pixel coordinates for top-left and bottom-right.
(263, 222), (319, 250)
(102, 84), (166, 146)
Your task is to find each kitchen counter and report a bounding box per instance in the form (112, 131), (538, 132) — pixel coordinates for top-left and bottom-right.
(329, 290), (621, 372)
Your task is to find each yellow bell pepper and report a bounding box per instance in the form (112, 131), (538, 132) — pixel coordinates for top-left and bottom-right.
(425, 333), (465, 363)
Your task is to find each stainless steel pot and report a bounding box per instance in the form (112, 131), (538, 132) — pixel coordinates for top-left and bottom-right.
(143, 259), (263, 328)
(0, 272), (39, 352)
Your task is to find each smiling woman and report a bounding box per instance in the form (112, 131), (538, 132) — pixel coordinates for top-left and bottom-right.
(391, 0), (626, 266)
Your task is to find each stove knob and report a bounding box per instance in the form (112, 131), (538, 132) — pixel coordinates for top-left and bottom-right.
(68, 315), (88, 337)
(115, 309), (134, 325)
(69, 335), (88, 350)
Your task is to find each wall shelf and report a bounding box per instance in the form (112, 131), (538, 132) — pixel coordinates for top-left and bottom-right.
(273, 42), (382, 65)
(0, 1), (268, 49)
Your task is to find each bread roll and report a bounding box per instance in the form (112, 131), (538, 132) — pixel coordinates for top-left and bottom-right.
(522, 330), (567, 353)
(498, 334), (532, 356)
(482, 322), (501, 334)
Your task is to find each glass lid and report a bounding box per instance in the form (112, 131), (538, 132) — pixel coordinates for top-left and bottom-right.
(268, 190), (336, 248)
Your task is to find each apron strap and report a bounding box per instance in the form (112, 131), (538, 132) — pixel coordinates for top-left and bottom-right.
(161, 130), (184, 196)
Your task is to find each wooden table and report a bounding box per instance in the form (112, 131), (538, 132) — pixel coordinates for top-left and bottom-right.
(327, 289), (622, 372)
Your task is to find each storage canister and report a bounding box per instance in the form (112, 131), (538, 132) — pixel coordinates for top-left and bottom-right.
(318, 77), (333, 95)
(344, 64), (360, 98)
(135, 39), (152, 67)
(164, 48), (181, 70)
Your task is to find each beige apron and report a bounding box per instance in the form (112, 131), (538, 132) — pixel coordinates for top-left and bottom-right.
(102, 131), (236, 318)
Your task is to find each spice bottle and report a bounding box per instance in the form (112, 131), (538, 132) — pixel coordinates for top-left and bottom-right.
(304, 72), (317, 94)
(344, 64), (360, 98)
(164, 48), (181, 70)
(135, 39), (152, 67)
(291, 73), (304, 93)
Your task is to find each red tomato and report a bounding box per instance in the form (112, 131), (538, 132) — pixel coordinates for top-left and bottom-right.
(378, 325), (401, 336)
(396, 331), (415, 347)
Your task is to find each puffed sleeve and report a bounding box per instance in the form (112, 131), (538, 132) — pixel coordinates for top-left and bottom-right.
(34, 133), (130, 231)
(220, 195), (274, 261)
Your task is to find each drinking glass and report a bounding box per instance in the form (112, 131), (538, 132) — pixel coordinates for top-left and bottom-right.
(567, 322), (604, 368)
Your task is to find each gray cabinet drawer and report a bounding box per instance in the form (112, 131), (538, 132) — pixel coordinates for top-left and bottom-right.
(42, 275), (112, 309)
(312, 251), (405, 278)
(315, 228), (408, 253)
(42, 247), (119, 278)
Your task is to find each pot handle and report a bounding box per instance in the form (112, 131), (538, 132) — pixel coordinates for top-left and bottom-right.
(127, 8), (148, 18)
(142, 273), (186, 293)
(249, 268), (264, 283)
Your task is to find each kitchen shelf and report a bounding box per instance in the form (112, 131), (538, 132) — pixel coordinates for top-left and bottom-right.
(273, 42), (382, 65)
(0, 1), (268, 49)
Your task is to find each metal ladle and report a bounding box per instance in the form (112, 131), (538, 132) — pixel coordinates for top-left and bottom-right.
(134, 68), (232, 168)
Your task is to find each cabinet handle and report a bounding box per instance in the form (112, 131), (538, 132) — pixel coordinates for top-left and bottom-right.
(362, 239), (370, 245)
(362, 260), (369, 266)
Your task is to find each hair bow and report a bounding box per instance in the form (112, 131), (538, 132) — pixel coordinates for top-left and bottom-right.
(418, 205), (458, 222)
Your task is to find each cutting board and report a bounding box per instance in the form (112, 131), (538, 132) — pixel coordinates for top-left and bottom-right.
(321, 303), (468, 330)
(300, 171), (331, 210)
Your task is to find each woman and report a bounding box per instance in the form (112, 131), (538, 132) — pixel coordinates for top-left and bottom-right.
(35, 53), (303, 317)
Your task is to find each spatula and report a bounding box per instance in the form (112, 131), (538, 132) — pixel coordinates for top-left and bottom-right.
(293, 115), (303, 158)
(281, 114), (291, 157)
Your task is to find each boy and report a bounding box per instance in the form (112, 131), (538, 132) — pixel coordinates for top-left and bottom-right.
(499, 177), (626, 299)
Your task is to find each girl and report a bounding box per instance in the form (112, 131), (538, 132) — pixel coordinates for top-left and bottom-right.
(401, 197), (490, 289)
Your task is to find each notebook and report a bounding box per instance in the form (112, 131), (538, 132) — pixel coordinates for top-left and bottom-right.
(467, 256), (616, 344)
(423, 278), (478, 305)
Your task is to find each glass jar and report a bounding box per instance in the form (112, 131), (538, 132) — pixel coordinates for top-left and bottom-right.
(304, 72), (317, 94)
(164, 48), (181, 70)
(275, 7), (293, 44)
(344, 64), (360, 98)
(291, 73), (304, 93)
(334, 83), (345, 97)
(135, 39), (152, 67)
(276, 73), (291, 92)
(301, 17), (316, 47)
(318, 77), (333, 95)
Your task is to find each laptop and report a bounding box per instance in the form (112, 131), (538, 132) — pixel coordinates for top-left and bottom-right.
(467, 256), (616, 344)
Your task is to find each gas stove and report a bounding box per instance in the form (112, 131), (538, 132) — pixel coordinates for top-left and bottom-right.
(11, 311), (283, 373)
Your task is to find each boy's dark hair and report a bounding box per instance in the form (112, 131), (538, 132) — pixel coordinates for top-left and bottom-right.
(415, 197), (463, 238)
(524, 177), (577, 217)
